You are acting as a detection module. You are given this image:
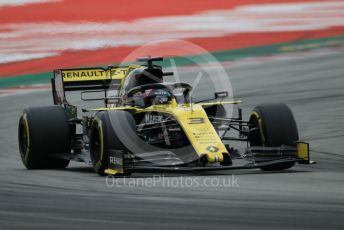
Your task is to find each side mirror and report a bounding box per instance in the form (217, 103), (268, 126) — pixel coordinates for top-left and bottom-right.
(215, 91), (228, 99)
(162, 72), (174, 76)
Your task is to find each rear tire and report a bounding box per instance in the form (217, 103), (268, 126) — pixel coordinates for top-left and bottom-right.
(18, 106), (71, 169)
(248, 103), (299, 171)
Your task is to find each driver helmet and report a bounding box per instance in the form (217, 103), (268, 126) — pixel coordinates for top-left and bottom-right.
(145, 88), (172, 105)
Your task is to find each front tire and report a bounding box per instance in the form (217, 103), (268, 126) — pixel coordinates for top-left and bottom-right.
(248, 103), (299, 171)
(18, 106), (71, 169)
(90, 110), (135, 176)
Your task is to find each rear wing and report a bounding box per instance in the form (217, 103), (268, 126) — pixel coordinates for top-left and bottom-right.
(51, 66), (138, 105)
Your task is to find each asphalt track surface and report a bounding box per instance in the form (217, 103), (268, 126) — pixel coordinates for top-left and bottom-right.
(1, 50), (344, 229)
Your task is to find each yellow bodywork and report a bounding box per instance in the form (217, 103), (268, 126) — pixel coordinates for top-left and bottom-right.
(56, 65), (311, 175)
(60, 65), (232, 163)
(91, 100), (237, 163)
(104, 168), (123, 175)
(297, 142), (310, 162)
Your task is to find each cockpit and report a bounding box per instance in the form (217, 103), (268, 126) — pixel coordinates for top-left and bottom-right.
(121, 57), (192, 108)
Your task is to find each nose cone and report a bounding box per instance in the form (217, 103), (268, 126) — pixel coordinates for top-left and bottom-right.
(205, 152), (224, 163)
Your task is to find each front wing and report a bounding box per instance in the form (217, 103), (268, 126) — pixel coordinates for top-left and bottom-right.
(104, 142), (311, 175)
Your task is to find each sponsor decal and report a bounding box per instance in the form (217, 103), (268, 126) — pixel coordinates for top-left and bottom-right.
(188, 117), (205, 124)
(144, 114), (164, 124)
(109, 156), (123, 166)
(152, 89), (171, 96)
(192, 128), (218, 144)
(62, 70), (105, 78)
(108, 150), (124, 172)
(61, 68), (127, 81)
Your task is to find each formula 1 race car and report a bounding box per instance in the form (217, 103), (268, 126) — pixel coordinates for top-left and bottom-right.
(18, 57), (310, 175)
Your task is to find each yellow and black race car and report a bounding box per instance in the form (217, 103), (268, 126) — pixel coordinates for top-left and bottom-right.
(18, 57), (311, 176)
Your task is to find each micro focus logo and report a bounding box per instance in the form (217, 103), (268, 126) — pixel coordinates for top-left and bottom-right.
(144, 114), (164, 124)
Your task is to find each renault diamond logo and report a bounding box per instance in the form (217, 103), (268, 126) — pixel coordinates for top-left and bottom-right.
(207, 146), (219, 153)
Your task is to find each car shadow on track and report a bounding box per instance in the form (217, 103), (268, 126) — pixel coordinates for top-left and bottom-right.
(63, 165), (313, 178)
